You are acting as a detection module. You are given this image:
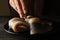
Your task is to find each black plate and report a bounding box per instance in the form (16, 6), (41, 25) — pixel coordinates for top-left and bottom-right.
(4, 23), (29, 34)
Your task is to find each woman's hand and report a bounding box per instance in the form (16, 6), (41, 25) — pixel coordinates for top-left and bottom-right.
(9, 0), (27, 18)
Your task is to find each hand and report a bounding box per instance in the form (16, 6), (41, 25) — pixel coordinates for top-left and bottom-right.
(9, 0), (27, 18)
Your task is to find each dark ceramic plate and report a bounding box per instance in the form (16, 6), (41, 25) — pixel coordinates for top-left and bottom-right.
(4, 23), (29, 34)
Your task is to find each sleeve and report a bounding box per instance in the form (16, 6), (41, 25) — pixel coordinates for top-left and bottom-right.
(34, 0), (44, 18)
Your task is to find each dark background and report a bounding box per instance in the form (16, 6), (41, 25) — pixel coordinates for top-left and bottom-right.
(0, 0), (59, 40)
(9, 0), (59, 22)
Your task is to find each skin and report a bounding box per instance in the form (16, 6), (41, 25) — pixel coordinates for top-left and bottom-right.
(9, 0), (27, 18)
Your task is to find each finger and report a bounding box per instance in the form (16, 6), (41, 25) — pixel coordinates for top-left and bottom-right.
(9, 0), (17, 11)
(14, 0), (24, 18)
(20, 0), (27, 14)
